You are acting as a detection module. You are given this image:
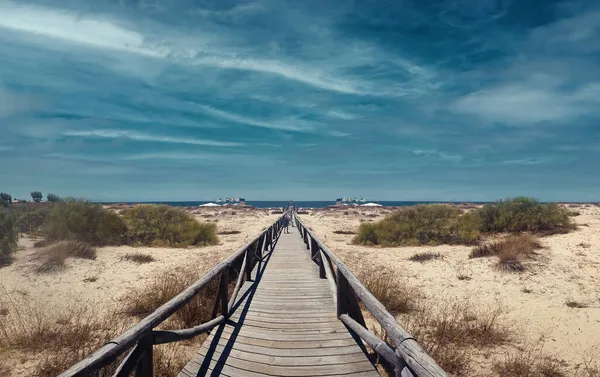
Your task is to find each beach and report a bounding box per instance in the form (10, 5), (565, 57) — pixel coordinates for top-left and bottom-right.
(0, 206), (280, 377)
(299, 204), (600, 375)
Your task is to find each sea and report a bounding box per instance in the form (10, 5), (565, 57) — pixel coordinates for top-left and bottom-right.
(99, 201), (486, 209)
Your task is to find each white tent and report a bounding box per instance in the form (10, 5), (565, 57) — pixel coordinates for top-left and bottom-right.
(361, 202), (382, 207)
(199, 203), (220, 207)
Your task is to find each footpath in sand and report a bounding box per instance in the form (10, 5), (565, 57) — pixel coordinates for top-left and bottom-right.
(300, 204), (600, 376)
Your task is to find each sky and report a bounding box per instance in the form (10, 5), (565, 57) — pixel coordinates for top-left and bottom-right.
(0, 0), (599, 202)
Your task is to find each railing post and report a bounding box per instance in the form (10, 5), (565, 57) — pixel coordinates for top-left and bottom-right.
(310, 238), (318, 260)
(336, 269), (347, 317)
(219, 268), (229, 317)
(135, 330), (153, 377)
(318, 252), (326, 279)
(245, 247), (254, 282)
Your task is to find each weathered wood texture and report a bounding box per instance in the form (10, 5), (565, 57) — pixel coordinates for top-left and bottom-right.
(58, 217), (285, 377)
(179, 224), (379, 377)
(295, 217), (447, 377)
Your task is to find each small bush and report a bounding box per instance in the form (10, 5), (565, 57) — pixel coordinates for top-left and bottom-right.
(46, 193), (61, 203)
(42, 200), (127, 246)
(123, 253), (155, 264)
(122, 205), (218, 247)
(470, 234), (542, 260)
(353, 205), (480, 246)
(487, 234), (542, 272)
(408, 252), (442, 263)
(475, 197), (573, 234)
(16, 209), (48, 234)
(357, 265), (418, 315)
(0, 211), (17, 266)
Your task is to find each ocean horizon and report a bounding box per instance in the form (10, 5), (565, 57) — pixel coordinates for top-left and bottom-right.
(99, 200), (493, 209)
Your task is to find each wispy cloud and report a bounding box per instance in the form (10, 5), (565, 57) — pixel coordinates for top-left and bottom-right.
(122, 152), (226, 161)
(326, 110), (358, 120)
(199, 105), (312, 132)
(0, 86), (46, 116)
(411, 149), (463, 163)
(450, 8), (600, 125)
(63, 130), (242, 147)
(500, 158), (555, 166)
(0, 1), (165, 57)
(452, 80), (600, 124)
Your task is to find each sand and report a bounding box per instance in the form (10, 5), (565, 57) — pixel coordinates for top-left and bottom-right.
(0, 207), (280, 314)
(299, 204), (600, 376)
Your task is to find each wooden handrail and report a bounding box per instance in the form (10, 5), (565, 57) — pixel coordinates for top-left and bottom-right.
(294, 215), (447, 377)
(58, 215), (286, 377)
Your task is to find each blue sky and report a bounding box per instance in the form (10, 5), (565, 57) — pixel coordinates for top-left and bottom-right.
(1, 0), (599, 201)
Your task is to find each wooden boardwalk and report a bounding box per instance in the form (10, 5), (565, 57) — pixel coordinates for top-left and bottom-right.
(58, 211), (445, 377)
(179, 224), (380, 377)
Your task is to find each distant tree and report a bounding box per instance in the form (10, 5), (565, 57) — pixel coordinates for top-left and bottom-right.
(31, 191), (43, 203)
(0, 192), (11, 203)
(47, 193), (61, 202)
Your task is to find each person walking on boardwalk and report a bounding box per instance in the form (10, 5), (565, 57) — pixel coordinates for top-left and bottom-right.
(282, 213), (290, 233)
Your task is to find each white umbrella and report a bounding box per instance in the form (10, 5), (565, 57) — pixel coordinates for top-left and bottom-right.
(199, 203), (220, 207)
(361, 202), (382, 207)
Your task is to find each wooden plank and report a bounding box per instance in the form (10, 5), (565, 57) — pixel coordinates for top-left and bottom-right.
(205, 331), (361, 349)
(215, 327), (353, 341)
(181, 363), (379, 377)
(181, 225), (381, 377)
(195, 345), (374, 367)
(229, 319), (342, 330)
(229, 313), (339, 324)
(184, 355), (377, 376)
(198, 335), (367, 357)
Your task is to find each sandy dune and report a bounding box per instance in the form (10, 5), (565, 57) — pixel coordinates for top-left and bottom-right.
(0, 207), (280, 314)
(299, 204), (600, 376)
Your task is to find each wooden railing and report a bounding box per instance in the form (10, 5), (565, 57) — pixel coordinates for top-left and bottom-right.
(58, 216), (286, 377)
(294, 215), (447, 377)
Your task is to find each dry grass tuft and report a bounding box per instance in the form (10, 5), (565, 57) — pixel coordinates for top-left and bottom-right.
(469, 234), (542, 272)
(123, 252), (156, 264)
(34, 241), (96, 273)
(471, 234), (542, 259)
(153, 343), (189, 377)
(333, 230), (356, 235)
(124, 268), (219, 328)
(565, 300), (588, 308)
(357, 265), (419, 315)
(408, 252), (442, 263)
(493, 349), (567, 377)
(396, 299), (510, 375)
(1, 284), (191, 377)
(218, 230), (242, 235)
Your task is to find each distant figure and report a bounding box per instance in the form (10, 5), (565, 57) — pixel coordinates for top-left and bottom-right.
(282, 214), (290, 233)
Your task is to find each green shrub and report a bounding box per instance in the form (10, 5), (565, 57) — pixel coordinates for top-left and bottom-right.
(16, 209), (48, 234)
(353, 205), (480, 246)
(475, 197), (573, 234)
(31, 191), (43, 203)
(46, 193), (61, 203)
(42, 200), (127, 246)
(0, 210), (18, 265)
(121, 205), (218, 247)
